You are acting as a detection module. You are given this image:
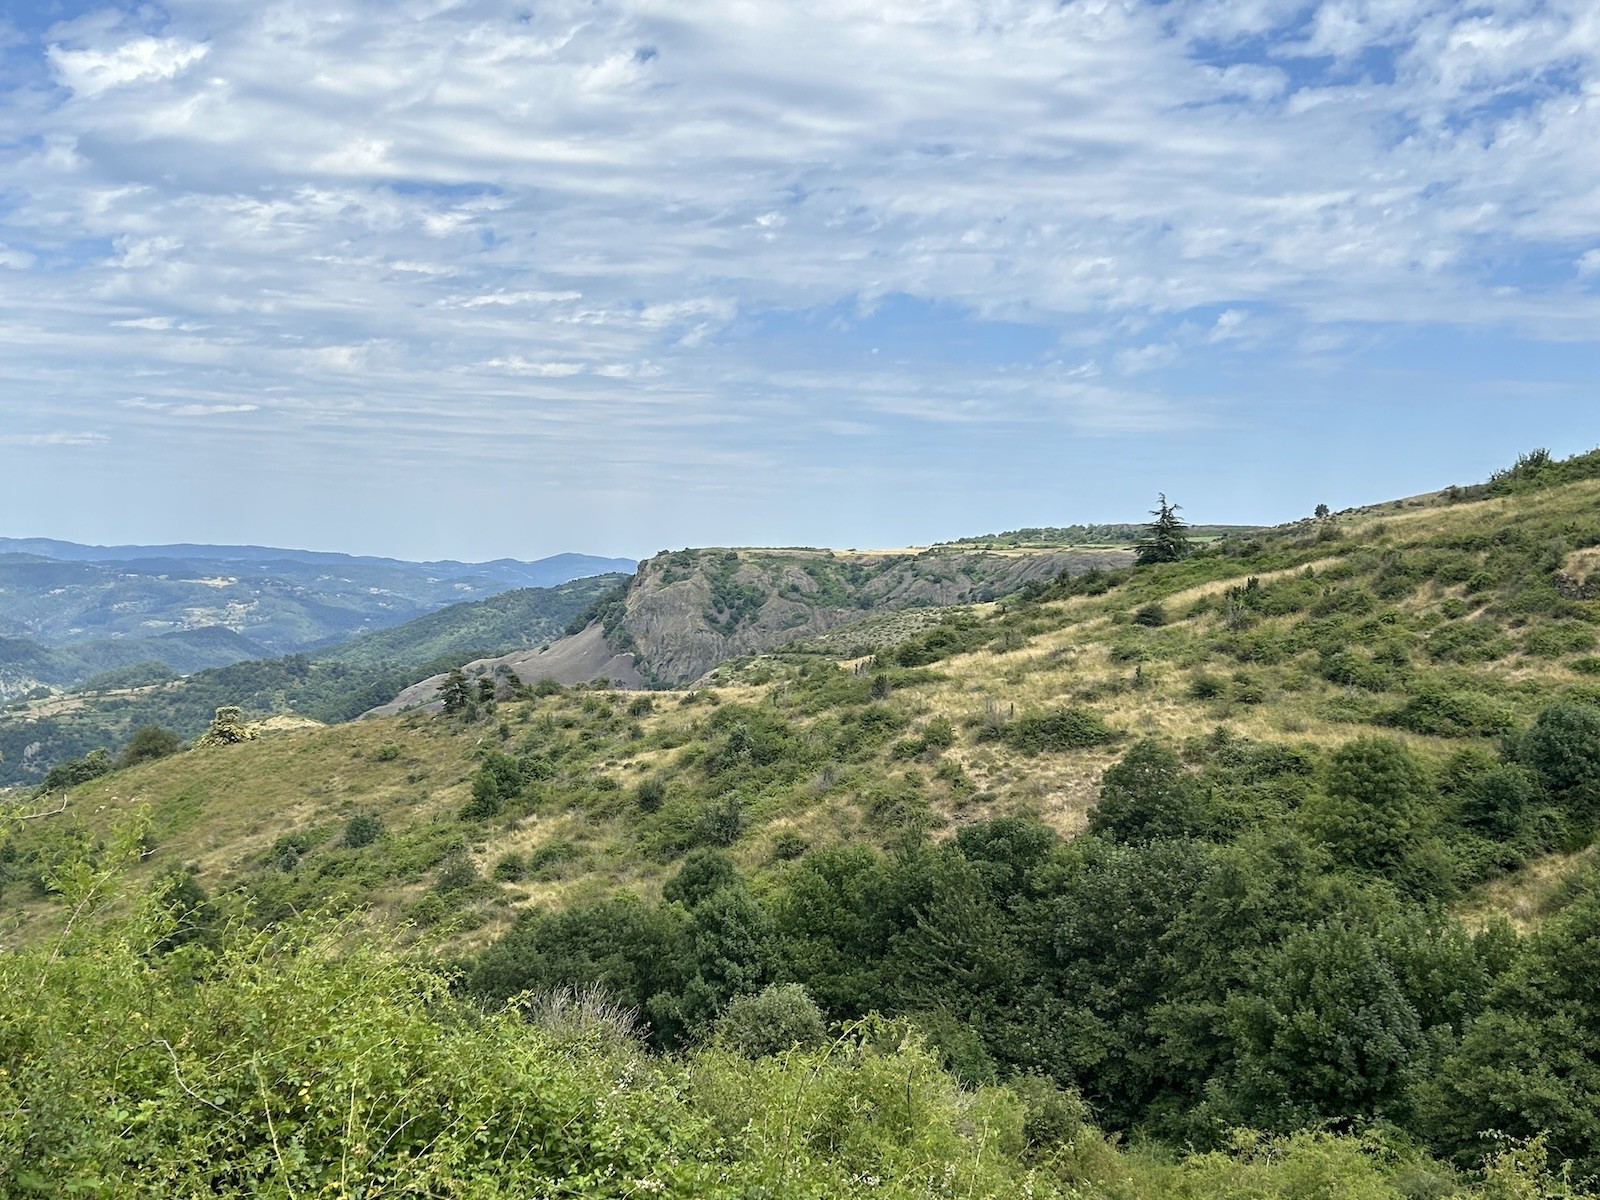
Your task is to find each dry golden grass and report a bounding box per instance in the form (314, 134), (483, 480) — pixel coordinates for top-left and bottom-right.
(1457, 846), (1597, 932)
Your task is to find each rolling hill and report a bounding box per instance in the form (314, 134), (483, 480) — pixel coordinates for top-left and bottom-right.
(370, 543), (1136, 712)
(0, 573), (628, 785)
(11, 448), (1600, 1191)
(0, 540), (635, 697)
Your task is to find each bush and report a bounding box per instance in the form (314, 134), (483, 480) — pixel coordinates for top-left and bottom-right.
(635, 776), (667, 813)
(344, 813), (384, 848)
(492, 852), (527, 881)
(1523, 620), (1598, 659)
(717, 983), (827, 1057)
(117, 725), (183, 769)
(695, 797), (746, 847)
(1131, 602), (1168, 628)
(1389, 690), (1514, 738)
(1004, 707), (1112, 754)
(40, 748), (113, 793)
(1010, 1075), (1090, 1150)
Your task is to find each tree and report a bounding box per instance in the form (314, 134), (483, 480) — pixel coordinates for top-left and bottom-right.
(440, 669), (472, 716)
(1222, 922), (1425, 1130)
(118, 725), (183, 769)
(1421, 885), (1600, 1176)
(1314, 503), (1331, 520)
(1089, 739), (1208, 844)
(1520, 702), (1600, 804)
(1135, 494), (1192, 565)
(717, 983), (826, 1057)
(1301, 737), (1431, 874)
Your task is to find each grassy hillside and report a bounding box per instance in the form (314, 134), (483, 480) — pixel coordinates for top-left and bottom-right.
(11, 449), (1600, 1188)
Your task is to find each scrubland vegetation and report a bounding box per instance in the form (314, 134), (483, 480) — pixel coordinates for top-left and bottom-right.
(9, 448), (1600, 1194)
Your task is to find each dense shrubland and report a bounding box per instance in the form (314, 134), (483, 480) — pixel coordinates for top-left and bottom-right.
(464, 695), (1600, 1176)
(3, 844), (1590, 1197)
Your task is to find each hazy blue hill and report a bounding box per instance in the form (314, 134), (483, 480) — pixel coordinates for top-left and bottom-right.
(0, 542), (637, 675)
(0, 573), (626, 785)
(321, 575), (632, 669)
(0, 538), (634, 588)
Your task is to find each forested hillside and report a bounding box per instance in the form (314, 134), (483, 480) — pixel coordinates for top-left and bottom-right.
(0, 574), (626, 785)
(0, 542), (635, 698)
(8, 448), (1600, 1193)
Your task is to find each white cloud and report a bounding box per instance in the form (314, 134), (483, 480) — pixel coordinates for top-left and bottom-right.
(444, 291), (583, 308)
(48, 36), (209, 97)
(1114, 343), (1181, 375)
(1209, 310), (1249, 342)
(482, 357), (586, 376)
(3, 0), (1600, 509)
(0, 431), (109, 446)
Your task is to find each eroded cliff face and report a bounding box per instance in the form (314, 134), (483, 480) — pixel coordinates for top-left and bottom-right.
(367, 544), (1133, 711)
(618, 546), (1131, 685)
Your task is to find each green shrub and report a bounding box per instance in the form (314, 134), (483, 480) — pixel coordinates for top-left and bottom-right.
(1389, 690), (1514, 738)
(492, 852), (527, 881)
(1522, 620), (1598, 659)
(344, 813), (384, 848)
(117, 725), (183, 769)
(717, 983), (827, 1057)
(1132, 602), (1168, 628)
(635, 776), (667, 812)
(1004, 707), (1112, 754)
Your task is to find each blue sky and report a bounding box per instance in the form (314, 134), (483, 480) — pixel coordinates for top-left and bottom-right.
(1, 0), (1597, 562)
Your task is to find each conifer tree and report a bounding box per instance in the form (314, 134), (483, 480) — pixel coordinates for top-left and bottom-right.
(440, 669), (472, 716)
(1135, 494), (1192, 565)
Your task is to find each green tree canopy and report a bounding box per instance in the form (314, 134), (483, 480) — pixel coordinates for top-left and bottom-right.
(1135, 494), (1193, 565)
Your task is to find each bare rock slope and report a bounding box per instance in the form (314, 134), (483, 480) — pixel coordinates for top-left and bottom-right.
(364, 621), (641, 717)
(367, 544), (1132, 713)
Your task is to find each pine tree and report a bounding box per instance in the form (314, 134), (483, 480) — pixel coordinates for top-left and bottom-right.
(440, 669), (472, 716)
(1134, 494), (1191, 565)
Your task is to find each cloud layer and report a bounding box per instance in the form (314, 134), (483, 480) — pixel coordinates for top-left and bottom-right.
(1, 1), (1597, 553)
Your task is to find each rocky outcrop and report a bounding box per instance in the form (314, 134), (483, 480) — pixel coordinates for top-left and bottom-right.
(366, 544), (1131, 709)
(618, 546), (1128, 686)
(363, 622), (641, 716)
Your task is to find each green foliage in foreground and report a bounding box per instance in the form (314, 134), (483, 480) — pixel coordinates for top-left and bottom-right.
(1, 863), (1585, 1199)
(466, 700), (1600, 1179)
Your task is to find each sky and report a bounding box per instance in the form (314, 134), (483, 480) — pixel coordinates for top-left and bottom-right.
(1, 0), (1598, 563)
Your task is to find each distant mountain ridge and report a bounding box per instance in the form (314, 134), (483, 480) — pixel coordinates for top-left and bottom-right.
(0, 539), (636, 701)
(0, 538), (635, 591)
(0, 573), (627, 784)
(371, 543), (1135, 711)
